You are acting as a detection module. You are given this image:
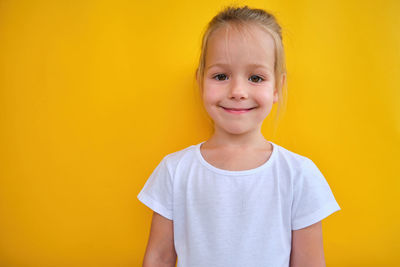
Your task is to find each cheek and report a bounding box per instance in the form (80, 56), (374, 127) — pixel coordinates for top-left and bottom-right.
(255, 90), (274, 106)
(202, 85), (221, 105)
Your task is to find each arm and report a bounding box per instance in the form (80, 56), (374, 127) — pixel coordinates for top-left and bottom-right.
(289, 221), (326, 267)
(142, 212), (177, 267)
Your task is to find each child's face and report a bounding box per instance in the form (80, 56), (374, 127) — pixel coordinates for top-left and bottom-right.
(201, 23), (278, 136)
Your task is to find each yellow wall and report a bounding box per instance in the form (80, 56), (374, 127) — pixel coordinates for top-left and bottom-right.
(0, 0), (399, 266)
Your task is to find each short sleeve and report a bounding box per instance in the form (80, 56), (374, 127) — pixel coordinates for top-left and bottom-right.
(291, 158), (341, 230)
(137, 156), (173, 220)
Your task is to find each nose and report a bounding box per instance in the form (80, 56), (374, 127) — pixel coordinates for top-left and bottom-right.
(228, 77), (248, 100)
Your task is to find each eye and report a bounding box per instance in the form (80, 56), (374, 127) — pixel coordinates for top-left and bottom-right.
(249, 75), (264, 83)
(213, 74), (228, 81)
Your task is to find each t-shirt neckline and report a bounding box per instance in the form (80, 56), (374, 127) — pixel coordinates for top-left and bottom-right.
(195, 140), (277, 176)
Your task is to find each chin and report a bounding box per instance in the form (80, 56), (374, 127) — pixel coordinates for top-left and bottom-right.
(220, 124), (254, 135)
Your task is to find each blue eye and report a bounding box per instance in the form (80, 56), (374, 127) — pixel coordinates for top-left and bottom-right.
(249, 75), (264, 83)
(213, 74), (228, 81)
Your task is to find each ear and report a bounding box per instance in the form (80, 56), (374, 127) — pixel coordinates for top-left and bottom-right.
(196, 69), (203, 95)
(273, 89), (278, 103)
(195, 69), (200, 86)
(273, 73), (286, 103)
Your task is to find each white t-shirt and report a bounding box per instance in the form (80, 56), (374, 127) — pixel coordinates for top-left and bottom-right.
(137, 140), (341, 267)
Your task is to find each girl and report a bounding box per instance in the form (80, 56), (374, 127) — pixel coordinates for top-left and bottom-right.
(138, 5), (341, 267)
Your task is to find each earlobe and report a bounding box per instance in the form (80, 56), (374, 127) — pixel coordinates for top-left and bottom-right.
(195, 68), (201, 87)
(273, 73), (286, 103)
(196, 74), (201, 92)
(273, 89), (278, 103)
(196, 71), (204, 96)
(280, 73), (286, 90)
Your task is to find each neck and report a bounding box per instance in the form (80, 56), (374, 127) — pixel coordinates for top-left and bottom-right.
(205, 125), (269, 149)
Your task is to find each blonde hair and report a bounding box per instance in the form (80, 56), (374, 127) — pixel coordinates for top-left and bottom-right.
(195, 5), (288, 135)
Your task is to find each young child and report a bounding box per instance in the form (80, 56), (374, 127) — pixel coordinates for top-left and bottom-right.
(138, 5), (341, 267)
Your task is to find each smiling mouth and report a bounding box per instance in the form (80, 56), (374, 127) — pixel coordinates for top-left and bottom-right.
(220, 106), (256, 111)
(220, 106), (256, 114)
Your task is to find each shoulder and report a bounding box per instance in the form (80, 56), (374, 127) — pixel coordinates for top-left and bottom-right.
(271, 142), (315, 173)
(161, 143), (198, 174)
(271, 142), (326, 187)
(163, 143), (197, 163)
(273, 143), (329, 192)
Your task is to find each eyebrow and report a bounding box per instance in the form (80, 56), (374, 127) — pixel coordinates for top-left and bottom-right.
(206, 63), (272, 73)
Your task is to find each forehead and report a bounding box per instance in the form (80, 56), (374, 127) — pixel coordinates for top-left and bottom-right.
(205, 23), (275, 70)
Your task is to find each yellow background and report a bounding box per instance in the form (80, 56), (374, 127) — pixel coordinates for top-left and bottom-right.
(0, 0), (399, 266)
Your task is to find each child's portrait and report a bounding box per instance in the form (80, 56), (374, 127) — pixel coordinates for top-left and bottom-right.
(0, 0), (398, 266)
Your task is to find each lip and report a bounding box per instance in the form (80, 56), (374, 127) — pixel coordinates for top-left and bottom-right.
(220, 106), (256, 114)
